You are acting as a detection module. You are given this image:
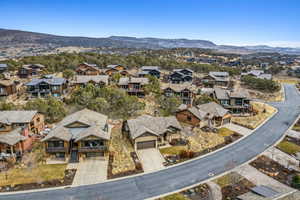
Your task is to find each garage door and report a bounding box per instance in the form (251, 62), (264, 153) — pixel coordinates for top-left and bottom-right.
(223, 118), (231, 125)
(136, 140), (156, 149)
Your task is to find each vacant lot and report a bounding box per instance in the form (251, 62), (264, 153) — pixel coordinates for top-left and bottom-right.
(214, 172), (255, 200)
(109, 122), (136, 175)
(231, 102), (276, 129)
(277, 140), (300, 155)
(0, 164), (66, 187)
(188, 128), (225, 152)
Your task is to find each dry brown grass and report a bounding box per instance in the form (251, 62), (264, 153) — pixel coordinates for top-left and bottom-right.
(188, 128), (225, 152)
(0, 164), (66, 187)
(109, 123), (136, 174)
(231, 102), (276, 129)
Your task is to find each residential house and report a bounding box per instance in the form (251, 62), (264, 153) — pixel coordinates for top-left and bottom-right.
(288, 66), (300, 77)
(73, 75), (109, 87)
(25, 75), (68, 98)
(118, 77), (149, 97)
(0, 64), (8, 73)
(138, 66), (160, 79)
(0, 111), (45, 155)
(241, 70), (272, 80)
(0, 80), (17, 97)
(213, 87), (251, 114)
(41, 109), (111, 162)
(104, 64), (129, 76)
(168, 69), (193, 84)
(176, 102), (231, 127)
(161, 83), (197, 105)
(202, 72), (230, 87)
(123, 115), (182, 150)
(18, 64), (45, 78)
(76, 62), (100, 75)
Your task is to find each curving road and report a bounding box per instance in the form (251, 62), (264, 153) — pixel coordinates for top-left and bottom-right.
(1, 84), (300, 200)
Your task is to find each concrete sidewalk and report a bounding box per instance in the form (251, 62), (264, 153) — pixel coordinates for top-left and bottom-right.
(221, 123), (252, 136)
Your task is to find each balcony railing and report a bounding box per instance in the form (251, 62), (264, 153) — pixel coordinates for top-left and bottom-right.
(46, 147), (68, 153)
(78, 146), (107, 152)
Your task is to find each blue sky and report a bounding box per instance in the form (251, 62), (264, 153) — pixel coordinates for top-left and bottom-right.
(1, 0), (300, 47)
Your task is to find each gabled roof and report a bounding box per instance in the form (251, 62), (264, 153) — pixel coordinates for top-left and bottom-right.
(173, 68), (194, 73)
(209, 71), (229, 77)
(0, 110), (38, 124)
(161, 83), (197, 93)
(42, 109), (110, 142)
(74, 125), (110, 142)
(197, 102), (229, 117)
(23, 64), (45, 69)
(74, 75), (109, 85)
(229, 88), (250, 99)
(214, 87), (229, 100)
(186, 107), (208, 120)
(81, 62), (98, 68)
(0, 128), (26, 146)
(141, 66), (160, 71)
(127, 115), (182, 139)
(107, 64), (124, 69)
(26, 77), (66, 86)
(118, 77), (149, 85)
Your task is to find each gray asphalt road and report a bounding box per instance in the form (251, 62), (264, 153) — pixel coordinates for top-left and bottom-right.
(1, 84), (300, 200)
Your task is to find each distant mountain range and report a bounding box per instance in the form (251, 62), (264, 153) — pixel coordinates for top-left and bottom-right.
(1, 28), (300, 55)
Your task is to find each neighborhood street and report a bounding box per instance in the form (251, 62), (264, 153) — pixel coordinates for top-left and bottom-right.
(1, 84), (300, 200)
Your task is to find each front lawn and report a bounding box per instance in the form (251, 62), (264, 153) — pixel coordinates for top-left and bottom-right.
(277, 141), (300, 155)
(231, 102), (276, 129)
(159, 146), (187, 156)
(0, 164), (67, 187)
(218, 128), (235, 137)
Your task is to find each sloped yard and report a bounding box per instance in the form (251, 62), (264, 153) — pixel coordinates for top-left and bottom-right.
(231, 102), (276, 129)
(109, 122), (136, 175)
(188, 129), (225, 152)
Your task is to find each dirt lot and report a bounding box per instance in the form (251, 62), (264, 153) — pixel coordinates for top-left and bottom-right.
(158, 184), (210, 200)
(214, 172), (255, 200)
(188, 128), (225, 152)
(109, 122), (136, 175)
(250, 155), (299, 187)
(231, 102), (276, 129)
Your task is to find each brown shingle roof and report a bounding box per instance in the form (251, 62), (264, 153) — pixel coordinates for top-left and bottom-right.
(127, 115), (182, 139)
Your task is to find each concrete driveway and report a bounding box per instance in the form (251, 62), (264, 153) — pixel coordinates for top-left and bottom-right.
(72, 159), (108, 186)
(137, 149), (165, 172)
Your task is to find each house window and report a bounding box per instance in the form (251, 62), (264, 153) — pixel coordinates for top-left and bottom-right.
(48, 141), (64, 148)
(0, 124), (6, 130)
(55, 153), (65, 158)
(187, 115), (192, 121)
(83, 140), (103, 147)
(235, 99), (243, 106)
